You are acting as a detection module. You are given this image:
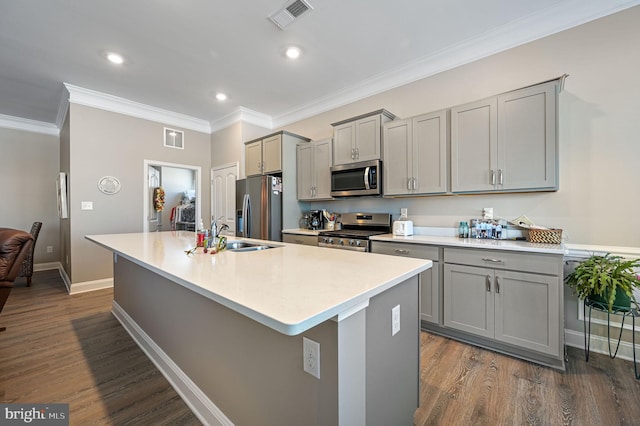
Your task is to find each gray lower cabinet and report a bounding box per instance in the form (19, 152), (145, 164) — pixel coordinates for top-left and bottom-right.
(282, 233), (318, 246)
(443, 247), (563, 359)
(371, 241), (442, 325)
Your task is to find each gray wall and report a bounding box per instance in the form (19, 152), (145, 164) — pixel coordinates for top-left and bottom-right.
(67, 104), (211, 285)
(210, 121), (270, 177)
(0, 126), (60, 264)
(276, 6), (640, 248)
(114, 256), (339, 425)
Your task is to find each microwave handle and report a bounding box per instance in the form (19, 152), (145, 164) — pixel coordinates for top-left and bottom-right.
(364, 166), (370, 190)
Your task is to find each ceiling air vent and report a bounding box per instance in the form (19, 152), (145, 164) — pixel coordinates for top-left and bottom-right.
(269, 0), (313, 30)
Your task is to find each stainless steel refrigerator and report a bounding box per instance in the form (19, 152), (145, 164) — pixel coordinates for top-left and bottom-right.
(236, 175), (282, 241)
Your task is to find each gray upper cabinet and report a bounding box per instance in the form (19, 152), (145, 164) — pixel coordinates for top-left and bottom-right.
(332, 110), (395, 166)
(245, 134), (283, 176)
(451, 80), (558, 193)
(497, 81), (558, 191)
(450, 98), (497, 192)
(245, 139), (264, 177)
(297, 138), (332, 201)
(383, 110), (448, 196)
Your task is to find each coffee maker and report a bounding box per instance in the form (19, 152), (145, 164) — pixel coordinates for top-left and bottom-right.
(308, 210), (323, 230)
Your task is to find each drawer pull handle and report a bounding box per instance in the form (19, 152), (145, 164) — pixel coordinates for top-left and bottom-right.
(394, 249), (410, 255)
(496, 276), (500, 294)
(482, 258), (503, 263)
(486, 275), (491, 292)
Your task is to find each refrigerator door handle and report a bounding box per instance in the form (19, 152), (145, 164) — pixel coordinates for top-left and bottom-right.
(261, 176), (269, 240)
(242, 193), (250, 237)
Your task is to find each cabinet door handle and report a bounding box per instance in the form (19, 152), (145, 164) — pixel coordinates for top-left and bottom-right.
(482, 258), (504, 263)
(496, 276), (500, 294)
(498, 169), (503, 185)
(490, 169), (496, 185)
(486, 275), (491, 292)
(413, 177), (417, 190)
(355, 147), (359, 159)
(407, 178), (412, 191)
(394, 249), (410, 255)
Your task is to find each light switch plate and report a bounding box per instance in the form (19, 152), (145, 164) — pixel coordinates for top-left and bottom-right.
(81, 201), (93, 210)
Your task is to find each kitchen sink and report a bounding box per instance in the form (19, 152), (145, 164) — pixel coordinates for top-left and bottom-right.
(225, 240), (275, 252)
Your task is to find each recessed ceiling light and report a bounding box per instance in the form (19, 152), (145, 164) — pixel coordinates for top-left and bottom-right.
(285, 46), (301, 59)
(106, 52), (124, 64)
(216, 93), (228, 101)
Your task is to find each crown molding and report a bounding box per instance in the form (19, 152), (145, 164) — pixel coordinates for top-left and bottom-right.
(0, 113), (59, 136)
(56, 86), (70, 129)
(210, 106), (272, 133)
(272, 0), (640, 128)
(63, 83), (212, 134)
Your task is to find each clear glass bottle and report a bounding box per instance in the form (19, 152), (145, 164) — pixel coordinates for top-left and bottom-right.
(459, 221), (468, 238)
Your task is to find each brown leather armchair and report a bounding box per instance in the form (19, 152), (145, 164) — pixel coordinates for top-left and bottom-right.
(0, 228), (34, 332)
(19, 221), (42, 286)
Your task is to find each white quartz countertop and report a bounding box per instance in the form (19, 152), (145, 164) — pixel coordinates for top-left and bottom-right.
(86, 231), (431, 336)
(370, 234), (568, 255)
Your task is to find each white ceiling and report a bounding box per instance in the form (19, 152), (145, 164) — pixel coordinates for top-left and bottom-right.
(0, 0), (637, 133)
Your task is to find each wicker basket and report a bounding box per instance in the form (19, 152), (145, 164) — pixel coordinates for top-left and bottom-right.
(527, 228), (563, 244)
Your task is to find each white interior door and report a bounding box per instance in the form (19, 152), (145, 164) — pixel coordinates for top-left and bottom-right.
(211, 162), (238, 236)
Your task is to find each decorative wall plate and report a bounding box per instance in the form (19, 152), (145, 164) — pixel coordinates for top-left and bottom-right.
(98, 176), (121, 194)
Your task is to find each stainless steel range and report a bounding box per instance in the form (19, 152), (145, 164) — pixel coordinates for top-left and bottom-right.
(318, 212), (391, 252)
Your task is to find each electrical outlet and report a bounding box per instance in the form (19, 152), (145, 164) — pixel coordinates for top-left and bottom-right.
(483, 207), (493, 219)
(81, 201), (93, 210)
(400, 208), (408, 218)
(392, 305), (401, 336)
(303, 337), (320, 379)
(46, 246), (53, 253)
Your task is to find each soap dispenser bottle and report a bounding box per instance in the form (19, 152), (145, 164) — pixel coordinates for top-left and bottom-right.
(196, 218), (205, 247)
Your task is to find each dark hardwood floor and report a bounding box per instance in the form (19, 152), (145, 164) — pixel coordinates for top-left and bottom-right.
(0, 270), (200, 425)
(2, 270), (640, 425)
(415, 330), (640, 426)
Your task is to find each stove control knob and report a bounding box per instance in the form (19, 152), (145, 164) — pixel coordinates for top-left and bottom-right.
(339, 239), (345, 245)
(349, 239), (356, 246)
(355, 240), (362, 247)
(328, 238), (334, 244)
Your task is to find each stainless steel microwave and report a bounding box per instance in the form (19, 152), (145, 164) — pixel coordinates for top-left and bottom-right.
(330, 159), (381, 197)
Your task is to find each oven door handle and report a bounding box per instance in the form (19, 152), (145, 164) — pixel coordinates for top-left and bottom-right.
(318, 242), (368, 252)
(364, 166), (371, 190)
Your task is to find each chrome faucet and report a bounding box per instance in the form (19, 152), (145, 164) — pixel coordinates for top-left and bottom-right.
(212, 216), (229, 238)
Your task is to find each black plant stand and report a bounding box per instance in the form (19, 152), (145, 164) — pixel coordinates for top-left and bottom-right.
(583, 296), (640, 379)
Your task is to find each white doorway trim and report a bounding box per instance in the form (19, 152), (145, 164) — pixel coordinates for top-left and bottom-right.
(143, 159), (202, 233)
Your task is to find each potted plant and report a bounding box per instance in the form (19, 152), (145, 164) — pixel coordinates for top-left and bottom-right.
(565, 253), (640, 312)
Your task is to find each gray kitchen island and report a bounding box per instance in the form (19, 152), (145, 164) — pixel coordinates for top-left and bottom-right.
(87, 231), (431, 426)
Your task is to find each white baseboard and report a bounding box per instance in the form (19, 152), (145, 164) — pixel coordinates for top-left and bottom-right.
(34, 262), (62, 272)
(32, 262), (113, 294)
(68, 278), (113, 294)
(565, 328), (639, 364)
(111, 301), (233, 426)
